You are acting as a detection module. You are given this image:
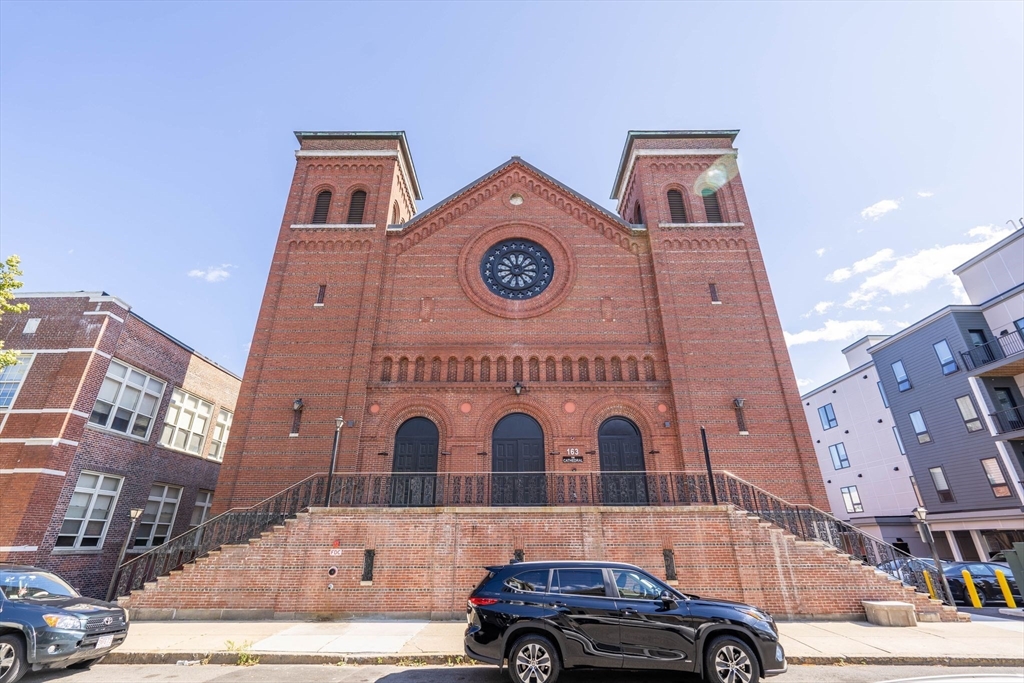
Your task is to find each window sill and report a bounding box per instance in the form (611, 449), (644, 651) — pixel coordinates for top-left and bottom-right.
(711, 301), (723, 305)
(289, 433), (299, 437)
(313, 303), (325, 308)
(50, 547), (104, 556)
(156, 442), (208, 459)
(739, 431), (749, 436)
(83, 422), (152, 444)
(360, 580), (373, 586)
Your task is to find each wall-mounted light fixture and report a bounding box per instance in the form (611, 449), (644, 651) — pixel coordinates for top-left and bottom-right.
(441, 451), (451, 456)
(293, 398), (305, 412)
(733, 397), (744, 408)
(512, 381), (526, 396)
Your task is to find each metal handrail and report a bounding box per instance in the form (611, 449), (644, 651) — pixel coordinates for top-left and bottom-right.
(960, 330), (1024, 370)
(112, 469), (942, 602)
(991, 405), (1024, 434)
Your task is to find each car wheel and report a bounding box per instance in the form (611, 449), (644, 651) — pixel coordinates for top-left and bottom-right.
(507, 634), (560, 683)
(704, 635), (760, 683)
(0, 634), (26, 683)
(68, 655), (106, 669)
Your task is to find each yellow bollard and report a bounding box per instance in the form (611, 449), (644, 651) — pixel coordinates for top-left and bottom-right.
(995, 569), (1018, 609)
(922, 569), (938, 600)
(962, 569), (983, 608)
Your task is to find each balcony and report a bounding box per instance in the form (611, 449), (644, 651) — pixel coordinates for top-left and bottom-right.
(991, 405), (1024, 441)
(961, 330), (1024, 377)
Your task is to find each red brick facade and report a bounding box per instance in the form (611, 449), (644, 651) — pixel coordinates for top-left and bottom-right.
(0, 293), (240, 597)
(215, 130), (826, 510)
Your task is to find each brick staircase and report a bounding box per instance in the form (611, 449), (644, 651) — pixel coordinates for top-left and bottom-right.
(121, 504), (963, 622)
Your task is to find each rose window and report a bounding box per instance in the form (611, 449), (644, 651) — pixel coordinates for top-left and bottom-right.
(480, 239), (553, 300)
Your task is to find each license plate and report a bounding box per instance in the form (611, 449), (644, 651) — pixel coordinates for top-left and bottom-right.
(96, 635), (113, 649)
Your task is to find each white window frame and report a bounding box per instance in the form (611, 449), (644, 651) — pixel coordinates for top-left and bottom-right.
(135, 483), (182, 548)
(189, 489), (214, 546)
(0, 353), (33, 410)
(160, 388), (214, 456)
(840, 485), (863, 513)
(88, 359), (165, 440)
(208, 408), (233, 461)
(55, 471), (123, 550)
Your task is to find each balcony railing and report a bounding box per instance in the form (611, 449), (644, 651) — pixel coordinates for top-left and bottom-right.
(961, 330), (1024, 371)
(111, 469), (942, 604)
(991, 405), (1024, 435)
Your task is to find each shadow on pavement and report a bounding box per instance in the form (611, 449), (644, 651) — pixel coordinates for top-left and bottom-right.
(375, 670), (697, 683)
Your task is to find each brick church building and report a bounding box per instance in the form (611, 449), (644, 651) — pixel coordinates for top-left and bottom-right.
(124, 130), (960, 622)
(214, 130), (827, 512)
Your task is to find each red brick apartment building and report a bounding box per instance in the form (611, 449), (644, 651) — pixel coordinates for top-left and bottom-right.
(216, 130), (826, 510)
(122, 131), (962, 622)
(0, 292), (240, 597)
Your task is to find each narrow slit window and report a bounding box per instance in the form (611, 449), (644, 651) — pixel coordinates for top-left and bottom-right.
(347, 190), (367, 223)
(909, 410), (931, 444)
(667, 190), (687, 223)
(877, 381), (889, 408)
(701, 188), (723, 223)
(734, 404), (747, 433)
(891, 360), (911, 392)
(634, 202), (643, 225)
(709, 283), (720, 303)
(892, 425), (906, 454)
(312, 190), (332, 224)
(980, 458), (1012, 498)
(929, 466), (954, 503)
(954, 395), (984, 433)
(316, 284), (326, 305)
(933, 340), (958, 375)
(910, 476), (924, 507)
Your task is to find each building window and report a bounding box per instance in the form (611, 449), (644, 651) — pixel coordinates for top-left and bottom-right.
(160, 389), (213, 455)
(391, 200), (401, 224)
(933, 340), (958, 375)
(980, 458), (1012, 498)
(891, 360), (911, 392)
(929, 466), (954, 503)
(633, 201), (643, 224)
(316, 284), (326, 304)
(1015, 317), (1024, 338)
(909, 410), (931, 443)
(829, 443), (850, 469)
(347, 190), (367, 223)
(189, 489), (214, 545)
(311, 190), (332, 224)
(208, 409), (233, 461)
(701, 188), (723, 223)
(709, 282), (721, 303)
(88, 360), (165, 439)
(136, 484), (182, 548)
(22, 318), (40, 334)
(818, 403), (838, 430)
(955, 395), (984, 433)
(840, 485), (863, 513)
(892, 425), (906, 454)
(0, 353), (32, 408)
(55, 472), (123, 549)
(877, 381), (889, 408)
(910, 476), (924, 507)
(667, 189), (687, 222)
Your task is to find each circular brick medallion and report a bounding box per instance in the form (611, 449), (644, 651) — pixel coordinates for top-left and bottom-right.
(563, 401), (576, 414)
(460, 402), (472, 414)
(369, 404), (380, 414)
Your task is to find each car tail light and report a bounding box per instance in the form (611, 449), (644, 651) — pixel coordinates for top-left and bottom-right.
(469, 597), (499, 607)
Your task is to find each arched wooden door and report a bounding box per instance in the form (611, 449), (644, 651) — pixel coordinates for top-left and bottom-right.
(491, 413), (546, 506)
(598, 417), (648, 505)
(392, 417), (439, 506)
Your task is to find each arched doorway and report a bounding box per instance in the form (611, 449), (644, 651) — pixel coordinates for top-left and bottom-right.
(598, 417), (647, 505)
(491, 413), (546, 506)
(392, 417), (439, 506)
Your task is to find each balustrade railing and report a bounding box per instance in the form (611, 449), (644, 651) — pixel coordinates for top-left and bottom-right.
(960, 330), (1024, 370)
(991, 405), (1024, 434)
(112, 469), (943, 603)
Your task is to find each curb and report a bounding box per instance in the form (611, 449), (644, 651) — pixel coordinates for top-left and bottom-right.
(104, 651), (1024, 667)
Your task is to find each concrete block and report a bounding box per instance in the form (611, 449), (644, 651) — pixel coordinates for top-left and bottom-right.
(862, 600), (917, 627)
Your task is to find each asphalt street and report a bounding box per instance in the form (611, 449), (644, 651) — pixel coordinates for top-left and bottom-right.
(21, 664), (1024, 683)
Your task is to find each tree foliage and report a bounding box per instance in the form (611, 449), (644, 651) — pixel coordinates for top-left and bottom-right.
(1, 255), (29, 369)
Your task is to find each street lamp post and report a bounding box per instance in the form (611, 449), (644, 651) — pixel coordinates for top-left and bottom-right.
(325, 417), (344, 507)
(105, 507), (144, 602)
(913, 506), (955, 606)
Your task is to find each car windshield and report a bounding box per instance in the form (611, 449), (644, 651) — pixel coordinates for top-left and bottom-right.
(0, 570), (79, 601)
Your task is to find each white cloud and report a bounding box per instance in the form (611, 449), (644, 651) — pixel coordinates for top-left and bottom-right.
(815, 248), (826, 257)
(876, 306), (892, 312)
(796, 378), (814, 388)
(917, 191), (934, 198)
(188, 263), (235, 283)
(826, 248), (896, 283)
(802, 301), (835, 317)
(784, 319), (885, 347)
(860, 199), (901, 220)
(842, 226), (1012, 307)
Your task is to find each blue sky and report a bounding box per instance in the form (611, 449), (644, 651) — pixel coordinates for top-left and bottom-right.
(2, 1), (1022, 387)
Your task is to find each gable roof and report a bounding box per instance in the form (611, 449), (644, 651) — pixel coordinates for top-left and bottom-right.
(611, 129), (740, 200)
(393, 156), (636, 235)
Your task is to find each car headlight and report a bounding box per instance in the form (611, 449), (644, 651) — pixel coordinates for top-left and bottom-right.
(43, 614), (86, 630)
(739, 608), (769, 622)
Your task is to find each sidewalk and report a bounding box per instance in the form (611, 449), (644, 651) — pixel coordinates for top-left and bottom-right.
(106, 616), (1024, 667)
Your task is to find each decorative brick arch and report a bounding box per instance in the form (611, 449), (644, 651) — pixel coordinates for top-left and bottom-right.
(579, 396), (656, 455)
(473, 398), (562, 450)
(374, 396), (453, 454)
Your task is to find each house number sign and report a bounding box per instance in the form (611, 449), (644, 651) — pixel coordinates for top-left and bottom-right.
(563, 448), (583, 463)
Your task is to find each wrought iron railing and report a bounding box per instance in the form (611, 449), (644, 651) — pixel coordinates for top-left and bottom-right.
(991, 405), (1024, 434)
(113, 469), (946, 603)
(961, 330), (1024, 370)
(111, 473), (328, 599)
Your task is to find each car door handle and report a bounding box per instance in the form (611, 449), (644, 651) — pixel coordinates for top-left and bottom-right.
(550, 601), (569, 611)
(620, 608), (639, 616)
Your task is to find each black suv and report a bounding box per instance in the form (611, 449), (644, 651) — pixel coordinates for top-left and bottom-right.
(0, 565), (129, 683)
(465, 560), (786, 683)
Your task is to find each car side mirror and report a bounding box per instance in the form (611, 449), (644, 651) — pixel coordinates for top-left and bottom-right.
(660, 590), (678, 610)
